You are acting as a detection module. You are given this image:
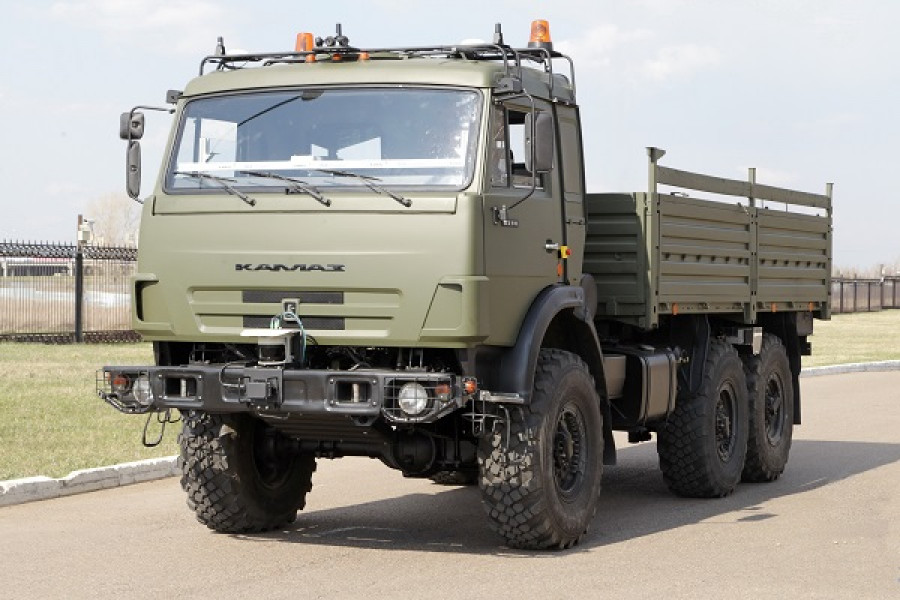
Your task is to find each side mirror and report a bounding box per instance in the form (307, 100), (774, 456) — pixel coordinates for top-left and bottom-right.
(119, 105), (174, 201)
(119, 111), (145, 140)
(525, 111), (554, 174)
(126, 140), (142, 199)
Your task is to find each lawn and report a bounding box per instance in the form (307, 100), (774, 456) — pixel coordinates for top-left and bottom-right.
(802, 310), (900, 367)
(0, 343), (177, 480)
(1, 310), (898, 480)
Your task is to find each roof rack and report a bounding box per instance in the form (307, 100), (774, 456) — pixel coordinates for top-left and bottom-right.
(198, 40), (576, 100)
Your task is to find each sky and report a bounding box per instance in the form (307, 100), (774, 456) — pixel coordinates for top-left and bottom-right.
(1, 0), (897, 270)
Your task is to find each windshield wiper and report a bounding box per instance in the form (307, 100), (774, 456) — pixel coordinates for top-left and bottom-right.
(173, 171), (256, 206)
(238, 170), (331, 207)
(312, 168), (412, 207)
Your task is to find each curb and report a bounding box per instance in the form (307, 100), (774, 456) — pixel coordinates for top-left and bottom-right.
(3, 361), (900, 509)
(0, 456), (178, 508)
(800, 360), (900, 378)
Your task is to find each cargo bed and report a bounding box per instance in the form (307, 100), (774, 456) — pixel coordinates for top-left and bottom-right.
(584, 148), (832, 330)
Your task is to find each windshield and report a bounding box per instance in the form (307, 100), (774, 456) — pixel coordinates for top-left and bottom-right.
(166, 88), (482, 192)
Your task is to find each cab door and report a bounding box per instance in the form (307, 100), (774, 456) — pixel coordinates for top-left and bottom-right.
(555, 104), (586, 283)
(482, 98), (564, 345)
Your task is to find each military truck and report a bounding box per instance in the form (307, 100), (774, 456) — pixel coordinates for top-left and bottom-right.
(100, 21), (832, 549)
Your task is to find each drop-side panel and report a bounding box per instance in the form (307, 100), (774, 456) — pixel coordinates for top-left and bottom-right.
(656, 195), (752, 314)
(756, 208), (830, 312)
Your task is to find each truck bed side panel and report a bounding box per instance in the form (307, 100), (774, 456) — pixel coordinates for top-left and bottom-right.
(757, 208), (830, 311)
(657, 194), (752, 311)
(585, 190), (831, 329)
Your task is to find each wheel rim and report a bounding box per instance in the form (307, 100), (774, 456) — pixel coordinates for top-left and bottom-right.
(553, 404), (586, 497)
(252, 423), (296, 490)
(715, 381), (738, 463)
(764, 372), (786, 446)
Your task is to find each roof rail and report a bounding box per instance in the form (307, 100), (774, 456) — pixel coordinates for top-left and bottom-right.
(198, 42), (576, 100)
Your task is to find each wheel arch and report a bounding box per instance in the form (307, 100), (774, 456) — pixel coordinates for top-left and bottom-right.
(496, 279), (616, 464)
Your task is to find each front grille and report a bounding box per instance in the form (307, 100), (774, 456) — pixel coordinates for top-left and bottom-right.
(241, 290), (345, 331)
(243, 316), (345, 330)
(242, 290), (344, 304)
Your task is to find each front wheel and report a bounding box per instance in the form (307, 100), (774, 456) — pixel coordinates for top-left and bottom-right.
(478, 349), (604, 550)
(178, 412), (316, 533)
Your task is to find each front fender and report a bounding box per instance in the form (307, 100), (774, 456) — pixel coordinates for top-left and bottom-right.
(495, 284), (584, 401)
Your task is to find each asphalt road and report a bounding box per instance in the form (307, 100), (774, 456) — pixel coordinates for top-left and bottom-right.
(2, 372), (898, 599)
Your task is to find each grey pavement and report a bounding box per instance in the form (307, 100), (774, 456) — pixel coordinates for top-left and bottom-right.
(0, 370), (898, 599)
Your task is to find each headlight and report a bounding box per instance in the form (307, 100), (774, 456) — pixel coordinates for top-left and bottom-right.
(397, 382), (429, 416)
(132, 374), (153, 407)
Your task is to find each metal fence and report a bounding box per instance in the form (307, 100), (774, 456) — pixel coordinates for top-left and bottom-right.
(831, 277), (900, 314)
(0, 240), (139, 343)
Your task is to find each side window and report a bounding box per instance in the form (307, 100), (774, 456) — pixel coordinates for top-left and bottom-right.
(490, 104), (547, 190)
(507, 109), (532, 188)
(557, 109), (583, 196)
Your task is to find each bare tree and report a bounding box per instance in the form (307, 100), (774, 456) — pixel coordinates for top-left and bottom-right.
(84, 193), (141, 246)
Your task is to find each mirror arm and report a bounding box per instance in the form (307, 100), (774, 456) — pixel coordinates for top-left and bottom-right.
(124, 105), (174, 142)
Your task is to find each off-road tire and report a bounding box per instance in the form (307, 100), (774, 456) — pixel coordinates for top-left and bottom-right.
(741, 334), (794, 482)
(178, 411), (315, 533)
(657, 340), (748, 498)
(429, 469), (478, 486)
(478, 349), (604, 550)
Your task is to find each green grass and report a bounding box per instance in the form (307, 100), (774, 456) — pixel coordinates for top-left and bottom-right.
(803, 310), (900, 367)
(1, 311), (898, 480)
(0, 343), (177, 480)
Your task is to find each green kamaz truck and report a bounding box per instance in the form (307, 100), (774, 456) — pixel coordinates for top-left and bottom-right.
(100, 21), (832, 549)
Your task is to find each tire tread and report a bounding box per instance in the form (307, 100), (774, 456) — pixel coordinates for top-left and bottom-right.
(178, 412), (315, 533)
(478, 349), (602, 550)
(742, 334), (793, 482)
(657, 341), (748, 498)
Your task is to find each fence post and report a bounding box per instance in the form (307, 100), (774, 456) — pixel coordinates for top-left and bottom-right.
(75, 216), (85, 342)
(839, 280), (844, 314)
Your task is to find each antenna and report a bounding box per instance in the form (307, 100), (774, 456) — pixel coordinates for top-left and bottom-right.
(335, 23), (349, 47)
(214, 36), (227, 71)
(493, 23), (504, 46)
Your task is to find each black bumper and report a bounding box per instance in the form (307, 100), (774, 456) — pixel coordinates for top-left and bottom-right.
(98, 364), (461, 423)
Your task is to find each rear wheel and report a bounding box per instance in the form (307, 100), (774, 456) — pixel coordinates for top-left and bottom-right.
(178, 411), (316, 533)
(742, 334), (794, 482)
(478, 349), (604, 549)
(657, 340), (749, 497)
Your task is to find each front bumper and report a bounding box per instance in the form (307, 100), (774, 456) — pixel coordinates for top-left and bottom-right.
(98, 364), (464, 424)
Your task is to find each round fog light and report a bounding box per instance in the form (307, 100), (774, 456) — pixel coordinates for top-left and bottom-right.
(397, 382), (429, 416)
(132, 375), (153, 407)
